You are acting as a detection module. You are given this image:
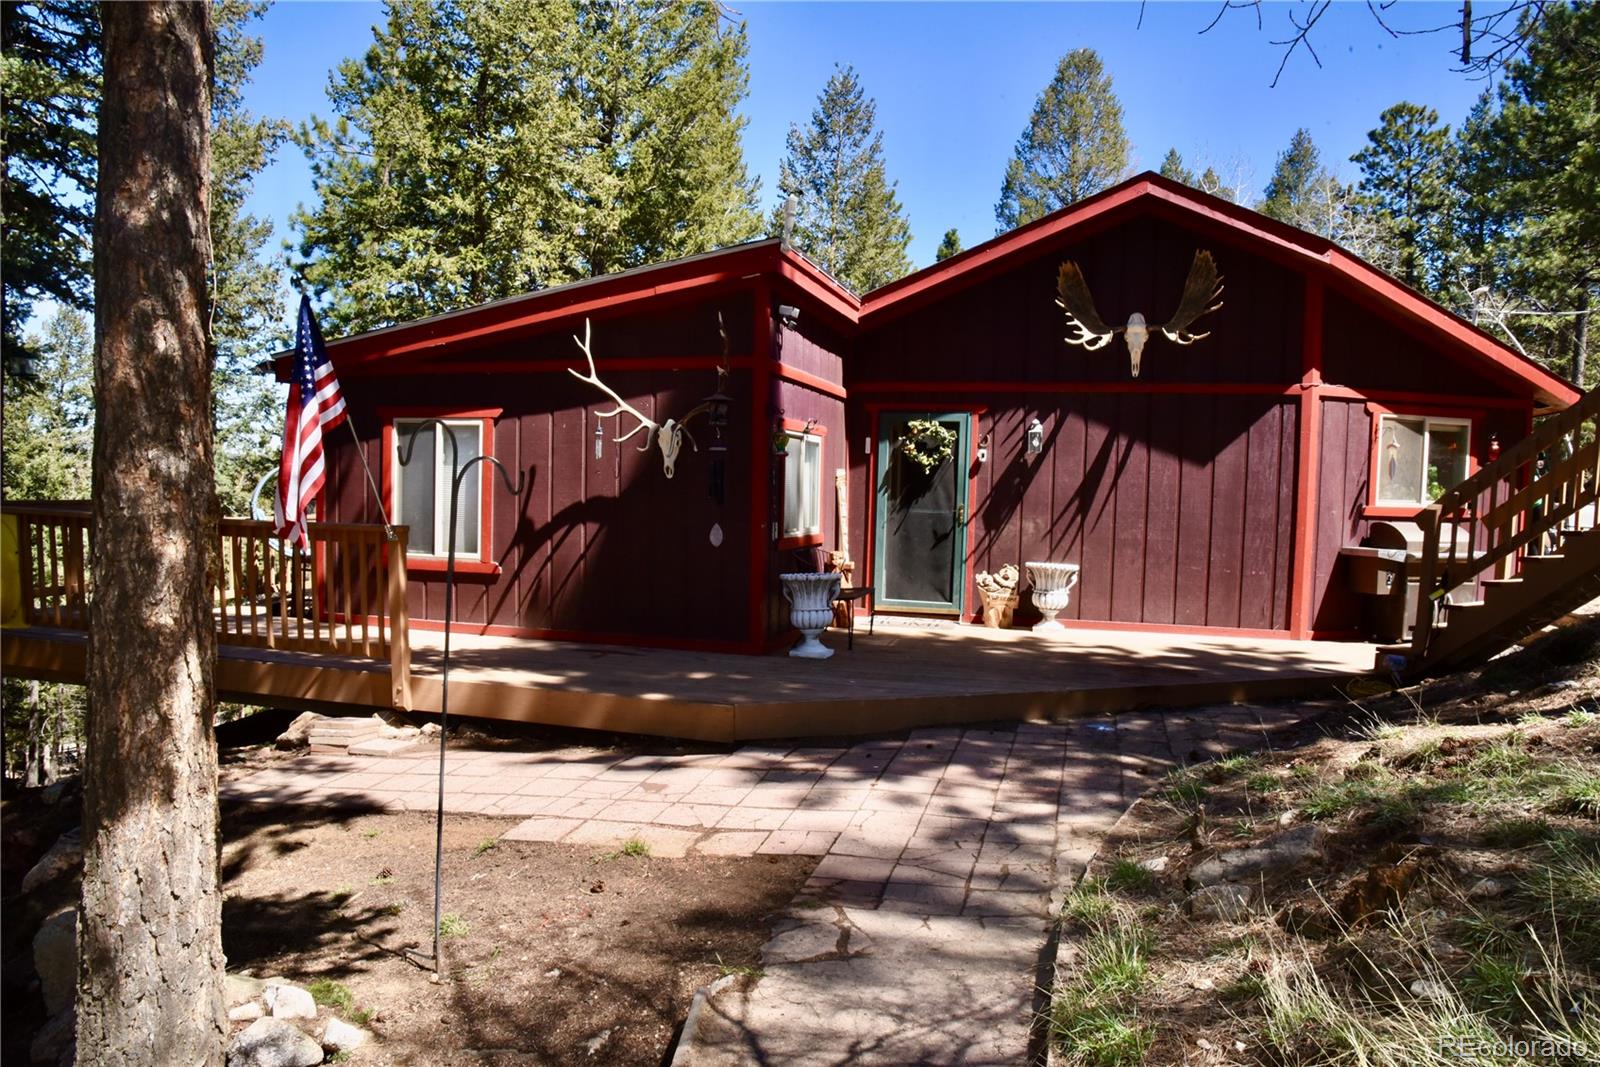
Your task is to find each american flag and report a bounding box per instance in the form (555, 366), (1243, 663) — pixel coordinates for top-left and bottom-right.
(273, 295), (347, 550)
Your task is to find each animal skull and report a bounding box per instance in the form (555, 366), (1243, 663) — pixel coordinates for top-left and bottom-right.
(568, 320), (702, 479)
(1123, 312), (1149, 378)
(657, 420), (687, 479)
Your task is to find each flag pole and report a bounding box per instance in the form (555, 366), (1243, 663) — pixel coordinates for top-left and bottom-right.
(345, 418), (394, 540)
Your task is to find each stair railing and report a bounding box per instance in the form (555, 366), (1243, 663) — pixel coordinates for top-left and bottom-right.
(1411, 387), (1600, 660)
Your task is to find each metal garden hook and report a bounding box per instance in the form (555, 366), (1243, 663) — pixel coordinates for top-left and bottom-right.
(398, 419), (527, 973)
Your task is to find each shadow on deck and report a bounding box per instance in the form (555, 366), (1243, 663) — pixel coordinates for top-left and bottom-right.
(0, 618), (1374, 743)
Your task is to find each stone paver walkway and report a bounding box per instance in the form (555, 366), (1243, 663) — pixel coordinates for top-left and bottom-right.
(222, 702), (1319, 1064)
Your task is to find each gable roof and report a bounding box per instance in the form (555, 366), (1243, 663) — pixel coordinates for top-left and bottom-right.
(287, 172), (1577, 409)
(276, 238), (859, 378)
(860, 172), (1578, 409)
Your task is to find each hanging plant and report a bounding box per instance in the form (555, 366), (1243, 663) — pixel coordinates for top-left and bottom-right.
(896, 419), (957, 474)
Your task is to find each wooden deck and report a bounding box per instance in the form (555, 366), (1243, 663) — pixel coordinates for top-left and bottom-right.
(3, 617), (1375, 742)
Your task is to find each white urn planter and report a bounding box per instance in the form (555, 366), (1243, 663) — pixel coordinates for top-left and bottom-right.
(1024, 561), (1080, 633)
(781, 572), (843, 659)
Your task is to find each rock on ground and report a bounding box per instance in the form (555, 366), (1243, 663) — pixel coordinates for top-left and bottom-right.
(22, 828), (83, 894)
(227, 1017), (324, 1067)
(320, 1017), (369, 1052)
(32, 907), (77, 1016)
(1187, 825), (1324, 887)
(263, 981), (317, 1021)
(226, 972), (268, 1008)
(274, 712), (320, 751)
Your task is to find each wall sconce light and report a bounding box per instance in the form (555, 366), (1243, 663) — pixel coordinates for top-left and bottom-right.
(777, 304), (800, 328)
(977, 432), (991, 465)
(1025, 418), (1044, 458)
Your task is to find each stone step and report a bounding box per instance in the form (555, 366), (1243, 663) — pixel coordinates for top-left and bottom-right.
(347, 736), (425, 758)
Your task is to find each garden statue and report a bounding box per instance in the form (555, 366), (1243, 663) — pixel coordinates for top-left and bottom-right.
(974, 564), (1020, 628)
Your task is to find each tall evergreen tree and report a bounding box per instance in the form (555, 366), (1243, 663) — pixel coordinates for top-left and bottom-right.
(0, 1), (100, 372)
(294, 0), (762, 332)
(0, 0), (286, 510)
(995, 48), (1128, 230)
(82, 4), (226, 1060)
(1196, 166), (1236, 203)
(1489, 0), (1599, 385)
(773, 65), (912, 294)
(1, 307), (92, 500)
(1158, 148), (1195, 185)
(210, 0), (293, 514)
(1259, 128), (1323, 225)
(1352, 102), (1454, 291)
(935, 228), (963, 262)
(575, 1), (762, 277)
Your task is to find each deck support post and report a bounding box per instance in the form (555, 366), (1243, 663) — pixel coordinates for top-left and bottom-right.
(388, 526), (411, 709)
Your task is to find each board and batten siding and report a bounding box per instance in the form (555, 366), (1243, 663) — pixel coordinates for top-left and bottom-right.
(322, 294), (757, 647)
(850, 213), (1305, 633)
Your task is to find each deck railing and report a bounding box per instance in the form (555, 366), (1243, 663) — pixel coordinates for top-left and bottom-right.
(3, 502), (411, 708)
(1411, 387), (1600, 658)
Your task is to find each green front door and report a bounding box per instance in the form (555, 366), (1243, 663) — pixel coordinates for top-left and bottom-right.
(873, 412), (971, 614)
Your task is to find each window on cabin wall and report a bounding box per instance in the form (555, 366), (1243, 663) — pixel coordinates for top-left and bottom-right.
(393, 418), (483, 556)
(1375, 414), (1470, 506)
(782, 432), (823, 540)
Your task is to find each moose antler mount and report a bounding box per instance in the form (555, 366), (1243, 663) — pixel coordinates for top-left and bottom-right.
(1055, 250), (1224, 377)
(568, 317), (725, 479)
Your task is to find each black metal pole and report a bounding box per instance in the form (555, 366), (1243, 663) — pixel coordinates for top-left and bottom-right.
(398, 421), (524, 974)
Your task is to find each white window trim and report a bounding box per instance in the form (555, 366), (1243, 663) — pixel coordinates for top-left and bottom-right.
(1374, 413), (1472, 508)
(782, 432), (824, 539)
(393, 417), (485, 558)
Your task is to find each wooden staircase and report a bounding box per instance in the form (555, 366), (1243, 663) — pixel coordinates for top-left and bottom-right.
(1388, 385), (1600, 679)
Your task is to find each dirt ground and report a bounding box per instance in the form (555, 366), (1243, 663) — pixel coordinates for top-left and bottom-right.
(1054, 619), (1600, 1066)
(2, 708), (811, 1067)
(219, 803), (812, 1066)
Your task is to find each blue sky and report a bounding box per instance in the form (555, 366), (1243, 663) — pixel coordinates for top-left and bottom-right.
(245, 1), (1504, 305)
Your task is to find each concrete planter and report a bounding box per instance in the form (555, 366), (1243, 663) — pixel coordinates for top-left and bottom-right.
(781, 573), (842, 659)
(1024, 561), (1080, 633)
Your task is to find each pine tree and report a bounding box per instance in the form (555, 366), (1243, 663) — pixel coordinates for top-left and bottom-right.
(935, 228), (963, 262)
(0, 1), (100, 372)
(1, 307), (92, 500)
(1259, 128), (1323, 225)
(1196, 166), (1236, 203)
(773, 64), (912, 294)
(211, 0), (292, 515)
(1489, 1), (1599, 385)
(294, 0), (762, 332)
(83, 5), (226, 1060)
(1158, 148), (1195, 185)
(995, 48), (1128, 230)
(575, 1), (763, 277)
(1352, 102), (1454, 292)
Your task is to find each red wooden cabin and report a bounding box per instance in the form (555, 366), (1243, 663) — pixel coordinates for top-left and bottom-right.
(291, 172), (1578, 655)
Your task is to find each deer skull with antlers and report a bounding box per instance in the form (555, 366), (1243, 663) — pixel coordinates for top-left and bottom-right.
(569, 318), (719, 479)
(1055, 250), (1225, 377)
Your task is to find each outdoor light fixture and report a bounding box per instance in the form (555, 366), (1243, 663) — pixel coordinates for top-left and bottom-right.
(1025, 418), (1045, 458)
(778, 304), (800, 328)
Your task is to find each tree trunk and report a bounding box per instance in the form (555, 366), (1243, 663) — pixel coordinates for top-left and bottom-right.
(1573, 291), (1589, 389)
(78, 4), (224, 1065)
(25, 679), (45, 787)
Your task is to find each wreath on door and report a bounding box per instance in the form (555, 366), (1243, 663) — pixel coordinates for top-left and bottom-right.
(896, 419), (957, 474)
